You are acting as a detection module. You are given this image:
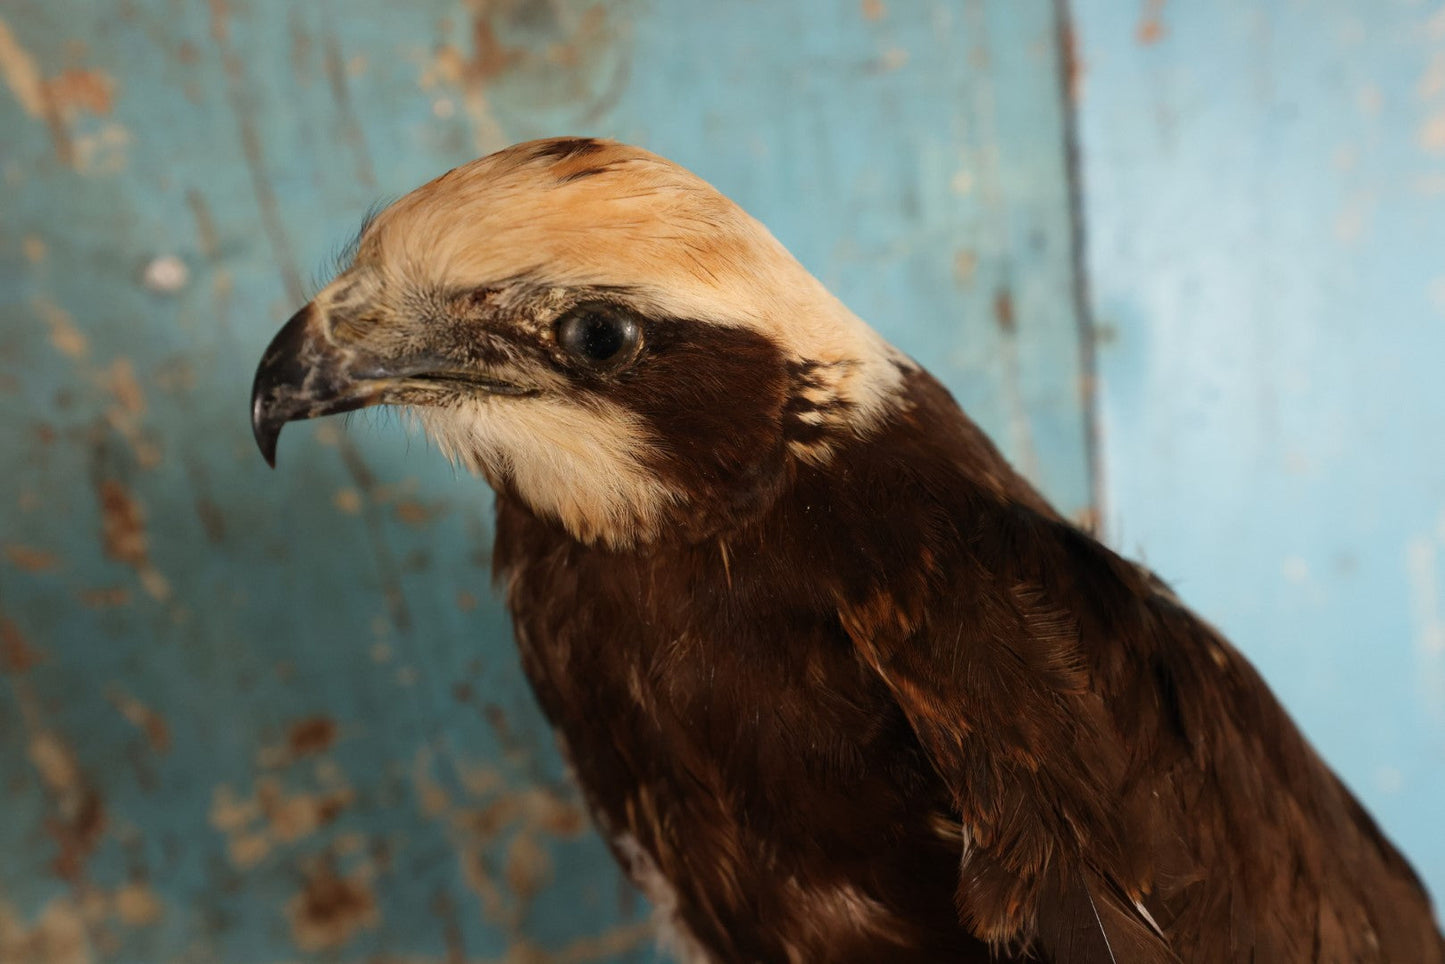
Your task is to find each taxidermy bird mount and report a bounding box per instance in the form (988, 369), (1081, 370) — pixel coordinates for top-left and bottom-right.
(251, 138), (1443, 963)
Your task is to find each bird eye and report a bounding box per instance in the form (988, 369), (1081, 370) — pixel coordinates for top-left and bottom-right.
(555, 306), (641, 370)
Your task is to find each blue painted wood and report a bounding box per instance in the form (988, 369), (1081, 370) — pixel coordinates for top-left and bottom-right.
(1073, 0), (1445, 901)
(0, 1), (1088, 959)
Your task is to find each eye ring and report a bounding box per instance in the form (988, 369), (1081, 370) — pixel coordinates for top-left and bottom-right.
(555, 305), (642, 371)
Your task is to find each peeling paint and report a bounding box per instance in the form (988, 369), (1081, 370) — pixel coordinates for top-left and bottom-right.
(5, 544), (60, 572)
(333, 487), (363, 513)
(286, 715), (338, 758)
(210, 770), (354, 870)
(95, 478), (170, 601)
(113, 882), (164, 928)
(0, 614), (44, 673)
(0, 16), (45, 117)
(0, 897), (92, 964)
(286, 857), (379, 952)
(107, 686), (172, 753)
(141, 255), (189, 293)
(0, 16), (120, 167)
(44, 67), (115, 116)
(411, 747), (593, 940)
(27, 728), (106, 882)
(1136, 0), (1166, 45)
(33, 297), (88, 359)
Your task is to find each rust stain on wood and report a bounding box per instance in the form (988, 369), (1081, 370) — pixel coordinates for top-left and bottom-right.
(285, 715), (339, 759)
(5, 544), (60, 572)
(0, 16), (117, 167)
(286, 856), (379, 952)
(107, 687), (172, 753)
(32, 298), (88, 359)
(1136, 0), (1166, 45)
(1, 615), (44, 673)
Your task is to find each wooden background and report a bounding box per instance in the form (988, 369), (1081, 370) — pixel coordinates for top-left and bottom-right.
(0, 0), (1439, 960)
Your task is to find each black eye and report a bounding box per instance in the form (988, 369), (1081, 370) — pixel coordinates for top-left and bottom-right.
(555, 306), (641, 370)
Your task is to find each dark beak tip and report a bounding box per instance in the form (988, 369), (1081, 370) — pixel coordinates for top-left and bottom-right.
(250, 393), (281, 468)
(251, 304), (316, 469)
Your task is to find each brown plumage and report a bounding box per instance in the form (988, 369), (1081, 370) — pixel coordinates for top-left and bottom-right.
(251, 137), (1444, 963)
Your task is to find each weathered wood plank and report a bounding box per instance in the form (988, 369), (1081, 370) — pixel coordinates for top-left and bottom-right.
(1074, 0), (1445, 901)
(0, 1), (1089, 960)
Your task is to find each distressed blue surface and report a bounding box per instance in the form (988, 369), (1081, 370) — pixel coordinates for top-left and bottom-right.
(1074, 0), (1445, 902)
(0, 1), (1088, 960)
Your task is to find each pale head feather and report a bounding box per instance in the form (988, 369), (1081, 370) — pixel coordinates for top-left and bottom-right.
(323, 139), (907, 546)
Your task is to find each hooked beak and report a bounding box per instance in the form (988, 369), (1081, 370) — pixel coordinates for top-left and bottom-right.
(251, 302), (536, 467)
(250, 304), (393, 467)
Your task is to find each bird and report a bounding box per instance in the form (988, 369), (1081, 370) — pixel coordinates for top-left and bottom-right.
(251, 137), (1444, 963)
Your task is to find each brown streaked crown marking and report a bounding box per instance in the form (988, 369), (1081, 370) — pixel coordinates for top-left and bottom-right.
(527, 136), (607, 162)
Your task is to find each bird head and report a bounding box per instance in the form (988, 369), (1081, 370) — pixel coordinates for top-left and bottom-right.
(251, 138), (907, 548)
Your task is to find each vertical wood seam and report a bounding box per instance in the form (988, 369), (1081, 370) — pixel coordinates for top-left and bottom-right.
(1052, 0), (1105, 528)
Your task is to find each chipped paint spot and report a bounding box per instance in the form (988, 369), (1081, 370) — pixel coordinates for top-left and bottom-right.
(0, 16), (45, 116)
(113, 883), (163, 927)
(993, 287), (1017, 334)
(106, 687), (171, 753)
(72, 121), (131, 174)
(413, 746), (594, 939)
(5, 544), (59, 571)
(504, 830), (553, 904)
(30, 732), (82, 797)
(259, 777), (353, 843)
(98, 480), (145, 566)
(286, 715), (338, 758)
(96, 479), (169, 601)
(229, 832), (271, 869)
(333, 487), (362, 513)
(0, 896), (91, 964)
(286, 858), (378, 952)
(141, 255), (189, 293)
(29, 729), (106, 882)
(1136, 0), (1166, 45)
(101, 357), (161, 469)
(22, 236), (46, 263)
(45, 68), (115, 116)
(210, 784), (262, 833)
(33, 297), (87, 358)
(211, 772), (354, 869)
(457, 589), (478, 612)
(413, 748), (452, 818)
(0, 615), (43, 673)
(103, 358), (146, 419)
(861, 0), (886, 21)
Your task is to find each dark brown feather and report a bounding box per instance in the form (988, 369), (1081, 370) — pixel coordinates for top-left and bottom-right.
(490, 328), (1443, 962)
